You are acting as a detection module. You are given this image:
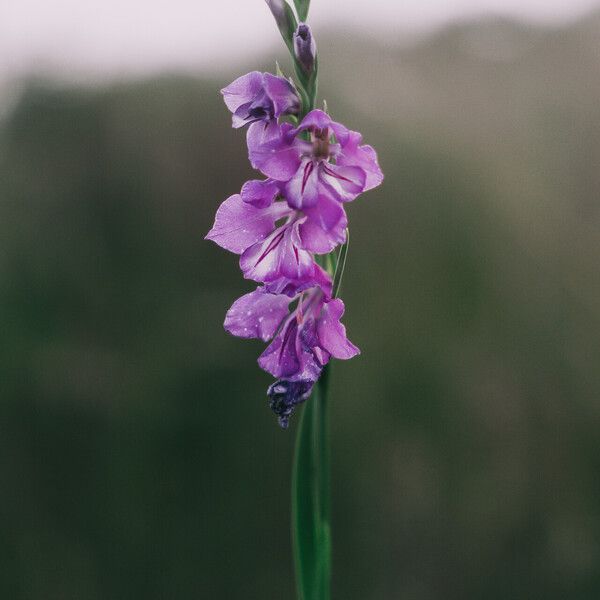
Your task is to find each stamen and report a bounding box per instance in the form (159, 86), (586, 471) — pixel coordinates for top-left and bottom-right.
(296, 293), (305, 324)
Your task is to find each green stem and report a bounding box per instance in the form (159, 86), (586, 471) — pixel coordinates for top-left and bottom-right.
(316, 367), (331, 599)
(288, 12), (332, 599)
(292, 366), (331, 600)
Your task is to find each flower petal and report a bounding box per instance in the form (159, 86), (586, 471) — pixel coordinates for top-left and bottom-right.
(293, 108), (332, 133)
(231, 102), (254, 128)
(319, 163), (366, 202)
(300, 194), (348, 253)
(240, 221), (314, 283)
(221, 71), (265, 116)
(205, 194), (290, 255)
(224, 288), (290, 342)
(338, 131), (384, 191)
(263, 73), (300, 118)
(258, 317), (302, 378)
(247, 122), (300, 180)
(241, 178), (281, 208)
(259, 316), (323, 382)
(285, 158), (320, 209)
(291, 110), (350, 145)
(265, 263), (332, 298)
(317, 299), (360, 359)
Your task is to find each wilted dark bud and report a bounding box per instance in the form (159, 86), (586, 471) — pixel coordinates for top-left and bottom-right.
(293, 23), (317, 74)
(267, 379), (314, 428)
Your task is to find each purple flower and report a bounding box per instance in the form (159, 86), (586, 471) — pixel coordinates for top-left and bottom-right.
(258, 291), (359, 381)
(240, 177), (348, 253)
(224, 286), (359, 386)
(208, 13), (384, 428)
(248, 109), (384, 209)
(221, 71), (300, 133)
(205, 193), (346, 286)
(224, 285), (358, 426)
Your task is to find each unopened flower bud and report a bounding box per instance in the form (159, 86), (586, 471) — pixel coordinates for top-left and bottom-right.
(293, 23), (317, 74)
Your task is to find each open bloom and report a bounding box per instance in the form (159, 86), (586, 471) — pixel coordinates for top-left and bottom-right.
(221, 71), (300, 134)
(224, 285), (359, 425)
(240, 175), (348, 253)
(205, 192), (347, 289)
(257, 290), (359, 379)
(247, 109), (384, 209)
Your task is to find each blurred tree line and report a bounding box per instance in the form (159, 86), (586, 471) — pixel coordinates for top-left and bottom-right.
(1, 14), (600, 600)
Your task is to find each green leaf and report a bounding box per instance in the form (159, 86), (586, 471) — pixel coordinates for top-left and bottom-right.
(292, 369), (331, 600)
(332, 231), (349, 298)
(293, 0), (311, 22)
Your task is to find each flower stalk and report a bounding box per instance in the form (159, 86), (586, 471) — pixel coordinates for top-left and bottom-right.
(205, 2), (382, 597)
(292, 363), (331, 600)
(288, 10), (331, 597)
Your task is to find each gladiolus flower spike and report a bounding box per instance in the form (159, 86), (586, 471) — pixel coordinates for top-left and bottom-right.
(206, 1), (383, 428)
(206, 3), (383, 599)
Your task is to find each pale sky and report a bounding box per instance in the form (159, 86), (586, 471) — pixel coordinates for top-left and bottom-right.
(1, 0), (599, 81)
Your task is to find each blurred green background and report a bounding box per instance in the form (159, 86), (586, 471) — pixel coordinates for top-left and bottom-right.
(2, 14), (600, 600)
